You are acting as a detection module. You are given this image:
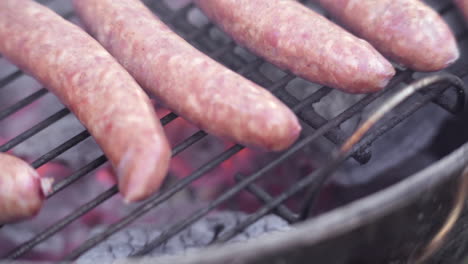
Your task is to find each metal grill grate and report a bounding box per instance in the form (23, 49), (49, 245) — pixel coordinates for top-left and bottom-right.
(0, 0), (467, 262)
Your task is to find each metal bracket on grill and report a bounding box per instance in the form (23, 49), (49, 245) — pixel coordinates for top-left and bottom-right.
(234, 173), (299, 223)
(300, 73), (467, 219)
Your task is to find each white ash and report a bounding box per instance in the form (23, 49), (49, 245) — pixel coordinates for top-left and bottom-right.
(0, 184), (201, 259)
(187, 8), (210, 28)
(76, 212), (290, 264)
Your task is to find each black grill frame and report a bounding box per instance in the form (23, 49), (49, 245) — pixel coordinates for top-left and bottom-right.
(0, 0), (467, 262)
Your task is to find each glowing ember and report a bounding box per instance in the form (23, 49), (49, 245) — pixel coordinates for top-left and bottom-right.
(95, 165), (117, 186)
(0, 88), (317, 261)
(35, 162), (72, 182)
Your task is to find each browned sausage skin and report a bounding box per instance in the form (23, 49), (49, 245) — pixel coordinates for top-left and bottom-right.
(194, 0), (396, 94)
(72, 0), (301, 151)
(0, 153), (50, 224)
(0, 0), (171, 202)
(315, 0), (459, 72)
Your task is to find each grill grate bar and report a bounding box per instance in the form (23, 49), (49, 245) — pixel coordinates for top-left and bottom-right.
(48, 155), (108, 198)
(235, 173), (298, 223)
(297, 79), (468, 220)
(163, 17), (248, 70)
(291, 87), (332, 111)
(1, 20), (318, 259)
(0, 26), (256, 161)
(206, 41), (237, 61)
(51, 111), (177, 194)
(159, 112), (179, 126)
(0, 1), (354, 167)
(186, 22), (213, 41)
(426, 66), (468, 113)
(299, 70), (413, 162)
(353, 86), (461, 154)
(0, 16), (209, 93)
(420, 89), (462, 114)
(4, 186), (120, 260)
(247, 68), (279, 87)
(349, 67), (468, 158)
(0, 70), (23, 89)
(217, 74), (468, 243)
(0, 108), (70, 152)
(236, 59), (264, 76)
(1, 0), (466, 261)
(5, 126), (207, 260)
(62, 144), (245, 261)
(145, 1), (462, 166)
(218, 158), (342, 243)
(58, 80), (346, 260)
(101, 67), (468, 258)
(172, 130), (208, 156)
(31, 130), (90, 169)
(274, 77), (376, 163)
(0, 88), (48, 121)
(269, 74), (296, 93)
(129, 89), (387, 256)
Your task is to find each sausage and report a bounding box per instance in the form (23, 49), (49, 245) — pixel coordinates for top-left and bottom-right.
(0, 153), (51, 224)
(455, 0), (468, 23)
(315, 0), (459, 72)
(72, 0), (301, 151)
(193, 0), (396, 94)
(0, 0), (171, 203)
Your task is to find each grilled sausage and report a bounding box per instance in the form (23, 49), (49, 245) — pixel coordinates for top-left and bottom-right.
(455, 0), (468, 23)
(315, 0), (459, 72)
(0, 0), (171, 202)
(72, 0), (301, 151)
(193, 0), (395, 94)
(0, 153), (51, 224)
